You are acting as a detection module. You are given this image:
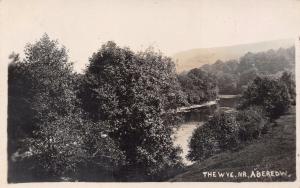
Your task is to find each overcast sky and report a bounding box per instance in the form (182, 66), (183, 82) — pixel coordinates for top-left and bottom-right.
(1, 0), (300, 72)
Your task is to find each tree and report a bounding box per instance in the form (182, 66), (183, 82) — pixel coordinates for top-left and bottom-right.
(239, 76), (290, 119)
(237, 67), (258, 91)
(178, 68), (218, 104)
(79, 41), (186, 180)
(8, 35), (125, 181)
(237, 48), (295, 74)
(217, 73), (238, 94)
(8, 34), (77, 141)
(7, 34), (76, 181)
(23, 34), (77, 121)
(201, 47), (295, 95)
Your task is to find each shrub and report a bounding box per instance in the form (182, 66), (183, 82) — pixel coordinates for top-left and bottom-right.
(188, 112), (240, 161)
(187, 124), (218, 161)
(239, 76), (290, 119)
(236, 106), (269, 141)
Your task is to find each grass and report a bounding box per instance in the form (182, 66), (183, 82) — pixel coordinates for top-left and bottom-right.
(169, 106), (296, 182)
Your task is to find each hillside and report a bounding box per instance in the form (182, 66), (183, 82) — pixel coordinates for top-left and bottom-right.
(169, 106), (296, 182)
(173, 39), (294, 72)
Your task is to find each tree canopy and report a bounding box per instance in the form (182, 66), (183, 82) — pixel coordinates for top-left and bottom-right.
(79, 41), (186, 180)
(239, 75), (291, 119)
(178, 68), (218, 104)
(200, 47), (295, 94)
(8, 35), (125, 181)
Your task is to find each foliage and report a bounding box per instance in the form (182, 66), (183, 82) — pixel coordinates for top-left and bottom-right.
(8, 58), (35, 153)
(21, 114), (125, 178)
(178, 68), (218, 104)
(237, 68), (258, 90)
(79, 41), (186, 180)
(200, 47), (295, 94)
(188, 106), (270, 162)
(280, 71), (296, 105)
(188, 112), (240, 161)
(217, 73), (238, 94)
(8, 34), (77, 126)
(187, 72), (293, 164)
(239, 76), (290, 119)
(236, 106), (269, 141)
(9, 34), (295, 181)
(187, 124), (218, 161)
(8, 35), (125, 181)
(8, 34), (77, 158)
(23, 34), (77, 121)
(238, 48), (295, 74)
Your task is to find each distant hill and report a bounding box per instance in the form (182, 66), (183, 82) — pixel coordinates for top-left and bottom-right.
(172, 39), (294, 73)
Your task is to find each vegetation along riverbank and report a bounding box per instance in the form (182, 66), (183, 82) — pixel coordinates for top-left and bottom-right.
(8, 34), (295, 182)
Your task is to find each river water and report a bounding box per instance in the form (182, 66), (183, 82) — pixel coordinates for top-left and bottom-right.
(173, 95), (239, 165)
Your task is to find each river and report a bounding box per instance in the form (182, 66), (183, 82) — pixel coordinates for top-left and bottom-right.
(173, 95), (239, 165)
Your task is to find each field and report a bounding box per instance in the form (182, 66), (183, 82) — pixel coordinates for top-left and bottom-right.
(170, 106), (296, 182)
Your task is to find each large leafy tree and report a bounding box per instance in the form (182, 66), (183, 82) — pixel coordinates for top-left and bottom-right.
(8, 35), (124, 181)
(8, 34), (78, 180)
(23, 34), (77, 121)
(79, 41), (186, 180)
(8, 34), (77, 148)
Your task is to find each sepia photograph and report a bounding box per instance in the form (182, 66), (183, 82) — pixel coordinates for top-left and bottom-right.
(0, 0), (299, 185)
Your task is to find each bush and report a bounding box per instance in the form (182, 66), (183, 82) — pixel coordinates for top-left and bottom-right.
(188, 107), (271, 162)
(239, 76), (290, 119)
(188, 112), (240, 161)
(187, 124), (218, 161)
(236, 106), (269, 141)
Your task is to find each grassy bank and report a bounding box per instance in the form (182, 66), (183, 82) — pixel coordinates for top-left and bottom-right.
(170, 106), (296, 182)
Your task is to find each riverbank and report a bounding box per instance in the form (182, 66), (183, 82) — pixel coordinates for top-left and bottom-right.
(177, 95), (240, 113)
(170, 106), (296, 182)
(177, 100), (217, 113)
(219, 94), (241, 99)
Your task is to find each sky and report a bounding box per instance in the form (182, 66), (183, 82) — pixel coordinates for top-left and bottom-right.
(1, 0), (300, 72)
